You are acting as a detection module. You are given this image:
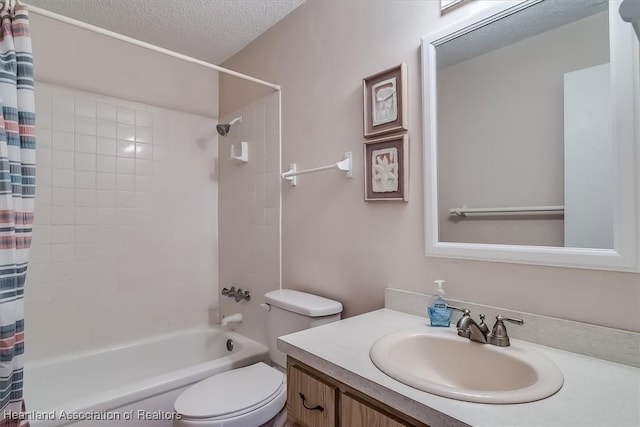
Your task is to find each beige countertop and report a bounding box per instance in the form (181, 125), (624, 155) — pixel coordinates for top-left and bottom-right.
(278, 308), (640, 427)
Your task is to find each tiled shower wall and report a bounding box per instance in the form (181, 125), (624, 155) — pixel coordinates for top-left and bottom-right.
(218, 93), (280, 345)
(26, 82), (219, 360)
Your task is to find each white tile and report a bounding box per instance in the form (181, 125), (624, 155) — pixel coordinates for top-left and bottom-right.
(52, 150), (74, 169)
(51, 188), (74, 206)
(97, 103), (117, 121)
(117, 208), (136, 225)
(36, 167), (52, 187)
(135, 143), (152, 160)
(96, 173), (116, 190)
(97, 155), (116, 173)
(75, 189), (96, 207)
(34, 206), (51, 225)
(135, 176), (152, 192)
(52, 169), (74, 188)
(117, 107), (135, 125)
(153, 112), (171, 131)
(97, 120), (117, 138)
(117, 191), (136, 208)
(117, 174), (135, 191)
(75, 135), (97, 153)
(117, 124), (135, 141)
(135, 127), (152, 143)
(74, 243), (96, 262)
(152, 146), (169, 161)
(135, 192), (153, 210)
(52, 93), (74, 114)
(96, 208), (116, 225)
(117, 158), (135, 175)
(96, 225), (117, 242)
(52, 112), (74, 133)
(96, 190), (116, 208)
(51, 207), (75, 224)
(75, 99), (96, 118)
(74, 225), (96, 243)
(30, 244), (51, 264)
(75, 207), (96, 225)
(32, 224), (51, 245)
(35, 93), (51, 115)
(35, 187), (51, 207)
(36, 109), (52, 129)
(36, 148), (51, 168)
(50, 262), (74, 282)
(52, 244), (74, 263)
(75, 117), (96, 136)
(136, 110), (153, 127)
(75, 153), (96, 171)
(97, 137), (116, 156)
(52, 131), (74, 151)
(51, 225), (74, 243)
(135, 159), (152, 176)
(152, 130), (169, 146)
(117, 140), (136, 158)
(37, 129), (52, 150)
(75, 171), (96, 189)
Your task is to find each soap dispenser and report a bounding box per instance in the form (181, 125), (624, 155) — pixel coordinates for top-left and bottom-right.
(428, 279), (451, 327)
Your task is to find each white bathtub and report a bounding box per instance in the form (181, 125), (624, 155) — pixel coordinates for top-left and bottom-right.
(24, 328), (269, 427)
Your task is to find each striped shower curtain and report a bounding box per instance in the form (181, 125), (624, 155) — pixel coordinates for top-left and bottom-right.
(0, 4), (34, 427)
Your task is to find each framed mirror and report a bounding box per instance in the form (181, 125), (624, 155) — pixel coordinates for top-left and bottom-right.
(422, 0), (640, 271)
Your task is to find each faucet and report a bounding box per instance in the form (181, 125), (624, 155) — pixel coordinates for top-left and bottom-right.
(449, 306), (523, 347)
(221, 312), (243, 326)
(222, 286), (251, 302)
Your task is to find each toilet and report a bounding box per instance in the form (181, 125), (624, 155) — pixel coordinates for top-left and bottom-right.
(173, 289), (343, 427)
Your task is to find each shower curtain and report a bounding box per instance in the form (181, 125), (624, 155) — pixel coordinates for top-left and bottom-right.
(0, 4), (34, 427)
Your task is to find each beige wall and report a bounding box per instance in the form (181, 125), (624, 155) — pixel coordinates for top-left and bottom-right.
(220, 1), (639, 332)
(438, 12), (608, 246)
(31, 13), (218, 117)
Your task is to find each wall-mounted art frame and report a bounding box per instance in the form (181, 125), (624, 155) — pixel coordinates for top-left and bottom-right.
(363, 63), (408, 138)
(364, 134), (409, 202)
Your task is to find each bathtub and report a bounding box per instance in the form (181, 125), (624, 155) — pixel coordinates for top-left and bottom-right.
(23, 328), (269, 427)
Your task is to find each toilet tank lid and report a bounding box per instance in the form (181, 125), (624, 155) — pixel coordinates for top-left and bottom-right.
(265, 289), (343, 317)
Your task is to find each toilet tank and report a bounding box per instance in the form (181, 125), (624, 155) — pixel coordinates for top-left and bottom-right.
(264, 289), (343, 368)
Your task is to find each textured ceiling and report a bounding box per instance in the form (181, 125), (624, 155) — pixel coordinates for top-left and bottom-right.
(26, 0), (305, 64)
(436, 0), (608, 68)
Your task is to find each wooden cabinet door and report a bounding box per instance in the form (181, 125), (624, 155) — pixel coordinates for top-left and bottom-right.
(341, 394), (410, 427)
(287, 364), (337, 427)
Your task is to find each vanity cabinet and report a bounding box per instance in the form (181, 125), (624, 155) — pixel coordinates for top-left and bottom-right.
(287, 357), (429, 427)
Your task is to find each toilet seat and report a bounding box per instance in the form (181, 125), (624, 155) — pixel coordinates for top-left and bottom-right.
(175, 362), (286, 423)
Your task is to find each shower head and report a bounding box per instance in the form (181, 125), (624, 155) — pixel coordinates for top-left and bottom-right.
(216, 116), (242, 137)
(620, 0), (640, 41)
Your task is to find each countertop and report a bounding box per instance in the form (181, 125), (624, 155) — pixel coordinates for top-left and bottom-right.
(277, 309), (640, 427)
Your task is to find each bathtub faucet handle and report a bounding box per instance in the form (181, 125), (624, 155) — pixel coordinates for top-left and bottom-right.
(222, 286), (236, 297)
(234, 288), (251, 302)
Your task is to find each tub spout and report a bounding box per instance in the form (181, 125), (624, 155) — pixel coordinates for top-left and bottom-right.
(221, 312), (243, 326)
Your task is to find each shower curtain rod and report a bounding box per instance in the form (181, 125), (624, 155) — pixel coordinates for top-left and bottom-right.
(25, 4), (281, 92)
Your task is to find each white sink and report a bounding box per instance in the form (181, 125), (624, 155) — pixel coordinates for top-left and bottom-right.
(369, 328), (564, 404)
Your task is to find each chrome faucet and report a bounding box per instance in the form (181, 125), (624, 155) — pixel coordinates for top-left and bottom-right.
(449, 306), (523, 347)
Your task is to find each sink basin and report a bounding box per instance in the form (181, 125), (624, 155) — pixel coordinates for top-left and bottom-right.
(369, 328), (563, 404)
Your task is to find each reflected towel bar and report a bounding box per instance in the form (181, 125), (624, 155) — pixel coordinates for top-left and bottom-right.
(282, 152), (353, 186)
(450, 205), (565, 217)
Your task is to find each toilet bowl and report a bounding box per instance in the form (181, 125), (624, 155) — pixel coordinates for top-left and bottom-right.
(174, 362), (287, 427)
(173, 289), (343, 427)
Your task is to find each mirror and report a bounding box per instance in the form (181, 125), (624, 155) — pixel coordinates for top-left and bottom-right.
(422, 0), (640, 271)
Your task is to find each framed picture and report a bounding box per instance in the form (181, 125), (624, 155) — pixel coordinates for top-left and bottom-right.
(364, 134), (409, 202)
(363, 63), (408, 138)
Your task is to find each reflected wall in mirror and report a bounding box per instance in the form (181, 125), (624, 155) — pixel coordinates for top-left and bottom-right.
(422, 0), (640, 271)
(437, 0), (610, 248)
